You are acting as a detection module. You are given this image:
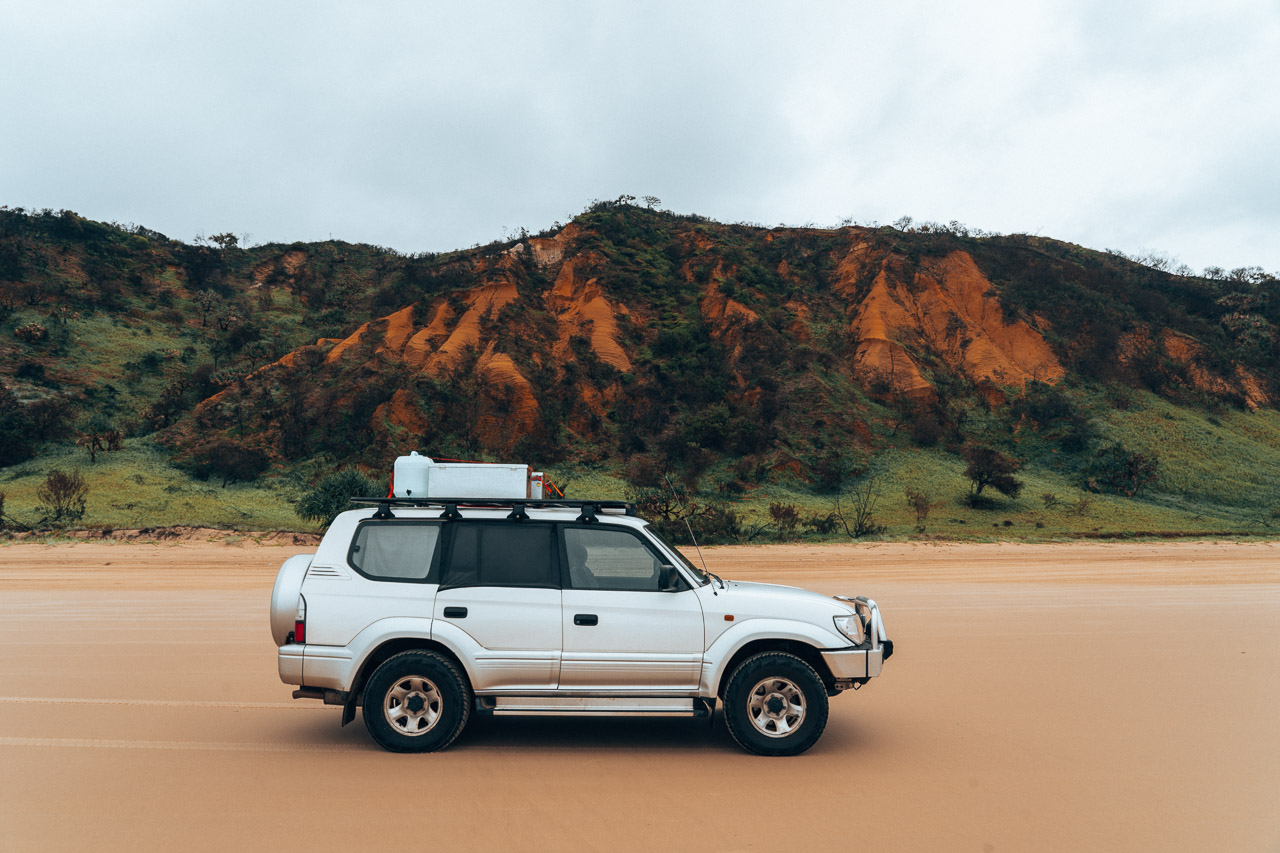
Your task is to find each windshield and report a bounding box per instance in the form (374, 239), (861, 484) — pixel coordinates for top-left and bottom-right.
(644, 524), (710, 585)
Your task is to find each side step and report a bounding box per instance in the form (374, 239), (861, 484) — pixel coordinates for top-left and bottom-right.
(479, 696), (709, 717)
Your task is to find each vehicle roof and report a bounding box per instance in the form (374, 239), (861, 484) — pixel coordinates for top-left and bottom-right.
(334, 506), (648, 528)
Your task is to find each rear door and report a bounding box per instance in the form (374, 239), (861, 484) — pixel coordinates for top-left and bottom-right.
(559, 524), (704, 691)
(433, 521), (562, 691)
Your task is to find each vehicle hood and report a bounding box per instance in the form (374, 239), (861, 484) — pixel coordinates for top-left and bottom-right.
(718, 580), (853, 617)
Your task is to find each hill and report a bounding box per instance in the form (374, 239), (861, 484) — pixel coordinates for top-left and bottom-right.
(1, 201), (1278, 539)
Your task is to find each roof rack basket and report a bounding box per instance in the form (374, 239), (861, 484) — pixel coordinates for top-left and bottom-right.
(349, 496), (635, 522)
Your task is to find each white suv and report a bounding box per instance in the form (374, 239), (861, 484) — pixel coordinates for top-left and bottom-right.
(270, 498), (892, 756)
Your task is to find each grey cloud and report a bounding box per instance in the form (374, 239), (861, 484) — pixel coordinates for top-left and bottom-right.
(1, 0), (1277, 272)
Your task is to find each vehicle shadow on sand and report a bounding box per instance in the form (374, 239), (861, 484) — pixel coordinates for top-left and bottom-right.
(455, 713), (737, 752)
(285, 708), (880, 756)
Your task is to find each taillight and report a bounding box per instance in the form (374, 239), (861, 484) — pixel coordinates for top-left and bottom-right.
(293, 596), (307, 644)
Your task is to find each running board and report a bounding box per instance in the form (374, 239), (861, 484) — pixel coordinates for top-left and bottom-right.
(479, 696), (708, 717)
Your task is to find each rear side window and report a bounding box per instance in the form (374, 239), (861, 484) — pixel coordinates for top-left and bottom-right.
(349, 522), (441, 581)
(443, 523), (557, 588)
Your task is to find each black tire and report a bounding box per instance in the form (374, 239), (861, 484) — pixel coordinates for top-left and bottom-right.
(722, 652), (829, 756)
(362, 651), (472, 753)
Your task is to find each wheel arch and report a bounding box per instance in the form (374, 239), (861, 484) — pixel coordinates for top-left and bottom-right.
(715, 638), (835, 699)
(351, 638), (470, 706)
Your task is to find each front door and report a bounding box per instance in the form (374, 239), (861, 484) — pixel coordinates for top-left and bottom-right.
(559, 525), (704, 691)
(434, 521), (562, 691)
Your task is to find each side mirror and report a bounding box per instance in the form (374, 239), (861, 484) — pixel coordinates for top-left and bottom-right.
(658, 565), (682, 592)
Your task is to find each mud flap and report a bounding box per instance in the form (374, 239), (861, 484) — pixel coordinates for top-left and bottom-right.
(341, 692), (358, 727)
(698, 697), (717, 730)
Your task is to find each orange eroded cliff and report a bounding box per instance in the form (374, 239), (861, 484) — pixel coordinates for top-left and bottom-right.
(842, 246), (1064, 396)
(548, 253), (633, 372)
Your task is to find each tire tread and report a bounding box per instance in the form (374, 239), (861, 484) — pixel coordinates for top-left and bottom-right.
(722, 651), (829, 756)
(362, 650), (472, 753)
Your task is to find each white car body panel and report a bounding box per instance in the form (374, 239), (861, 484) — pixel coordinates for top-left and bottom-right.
(561, 587), (703, 690)
(305, 570), (434, 647)
(273, 504), (891, 723)
(434, 586), (561, 690)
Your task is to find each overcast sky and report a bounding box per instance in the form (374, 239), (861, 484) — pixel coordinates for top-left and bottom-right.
(2, 1), (1277, 272)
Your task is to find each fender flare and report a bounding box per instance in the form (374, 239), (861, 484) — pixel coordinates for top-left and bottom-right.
(701, 618), (847, 695)
(342, 617), (479, 693)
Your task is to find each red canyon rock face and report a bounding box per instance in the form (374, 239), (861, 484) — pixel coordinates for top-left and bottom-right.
(209, 231), (1071, 457)
(839, 245), (1065, 399)
(159, 210), (1272, 470)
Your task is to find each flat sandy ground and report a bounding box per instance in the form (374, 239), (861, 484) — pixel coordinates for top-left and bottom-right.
(1, 540), (1277, 852)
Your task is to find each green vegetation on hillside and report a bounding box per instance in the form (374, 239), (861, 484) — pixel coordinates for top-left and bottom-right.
(1, 203), (1278, 540)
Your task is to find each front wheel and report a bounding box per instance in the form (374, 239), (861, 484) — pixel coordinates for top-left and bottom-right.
(723, 652), (829, 756)
(362, 651), (472, 753)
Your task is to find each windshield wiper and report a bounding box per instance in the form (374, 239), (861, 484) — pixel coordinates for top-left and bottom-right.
(706, 570), (725, 590)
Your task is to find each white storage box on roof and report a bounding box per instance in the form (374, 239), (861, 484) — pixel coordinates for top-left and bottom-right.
(392, 452), (543, 499)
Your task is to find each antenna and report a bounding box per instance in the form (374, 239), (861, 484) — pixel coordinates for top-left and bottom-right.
(664, 473), (714, 592)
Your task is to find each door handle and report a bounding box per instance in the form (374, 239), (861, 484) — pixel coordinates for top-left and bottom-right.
(573, 614), (598, 626)
(443, 606), (468, 618)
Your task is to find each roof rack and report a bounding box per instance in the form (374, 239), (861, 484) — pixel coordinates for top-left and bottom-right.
(349, 496), (635, 523)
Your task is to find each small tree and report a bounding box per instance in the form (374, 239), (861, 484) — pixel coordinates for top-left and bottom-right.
(1082, 443), (1159, 497)
(833, 474), (885, 538)
(963, 445), (1024, 501)
(37, 469), (88, 525)
(193, 290), (223, 327)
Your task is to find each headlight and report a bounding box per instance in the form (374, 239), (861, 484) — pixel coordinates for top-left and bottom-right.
(833, 614), (865, 645)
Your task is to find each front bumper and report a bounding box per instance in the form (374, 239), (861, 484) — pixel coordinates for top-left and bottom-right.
(824, 596), (893, 681)
(822, 646), (887, 679)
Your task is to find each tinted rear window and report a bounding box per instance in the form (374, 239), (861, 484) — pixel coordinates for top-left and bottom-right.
(443, 523), (556, 588)
(349, 522), (441, 580)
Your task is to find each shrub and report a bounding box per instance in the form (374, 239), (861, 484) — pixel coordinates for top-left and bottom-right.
(185, 440), (270, 487)
(768, 501), (800, 536)
(37, 469), (88, 526)
(811, 448), (856, 493)
(910, 412), (943, 447)
(627, 483), (740, 545)
(803, 512), (838, 534)
(26, 396), (75, 441)
(14, 322), (48, 344)
(624, 454), (664, 488)
(296, 470), (382, 525)
(904, 487), (933, 531)
(1082, 444), (1159, 496)
(0, 385), (35, 466)
(15, 361), (46, 383)
(699, 504), (743, 544)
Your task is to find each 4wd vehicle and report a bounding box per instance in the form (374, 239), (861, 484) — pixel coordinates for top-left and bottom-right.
(270, 497), (892, 756)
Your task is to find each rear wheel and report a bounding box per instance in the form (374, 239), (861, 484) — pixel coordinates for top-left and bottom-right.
(362, 651), (472, 752)
(723, 652), (828, 756)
